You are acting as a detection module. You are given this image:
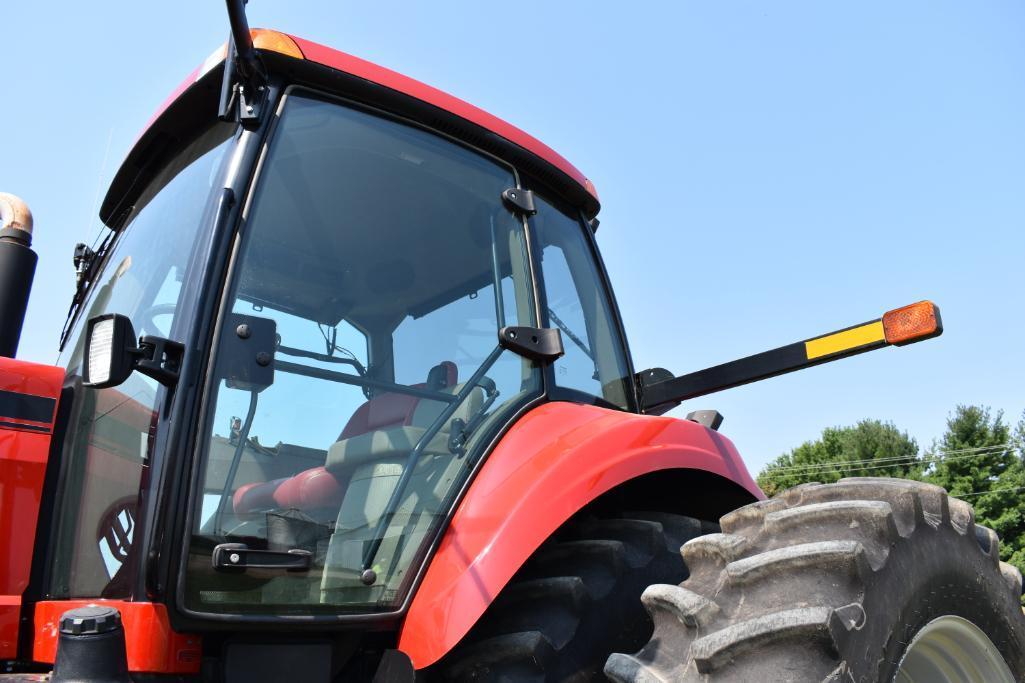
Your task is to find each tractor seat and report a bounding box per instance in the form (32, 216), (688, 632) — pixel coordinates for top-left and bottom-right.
(232, 361), (458, 519)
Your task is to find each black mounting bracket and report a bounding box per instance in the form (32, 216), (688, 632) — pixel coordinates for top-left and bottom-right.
(72, 242), (96, 290)
(219, 0), (268, 130)
(498, 326), (564, 363)
(135, 335), (186, 387)
(685, 409), (724, 431)
(501, 188), (536, 216)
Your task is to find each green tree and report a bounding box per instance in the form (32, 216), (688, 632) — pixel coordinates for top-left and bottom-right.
(758, 419), (921, 496)
(934, 409), (1025, 598)
(997, 413), (1025, 573)
(924, 405), (1014, 500)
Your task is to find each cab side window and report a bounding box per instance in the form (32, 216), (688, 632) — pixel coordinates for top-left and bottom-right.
(532, 196), (633, 409)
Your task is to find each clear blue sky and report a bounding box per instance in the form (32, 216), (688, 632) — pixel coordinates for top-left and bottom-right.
(3, 1), (1023, 475)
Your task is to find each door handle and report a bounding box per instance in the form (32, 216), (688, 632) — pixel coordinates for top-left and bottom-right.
(212, 542), (312, 572)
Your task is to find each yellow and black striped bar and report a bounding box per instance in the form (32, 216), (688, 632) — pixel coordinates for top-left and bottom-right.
(641, 301), (942, 412)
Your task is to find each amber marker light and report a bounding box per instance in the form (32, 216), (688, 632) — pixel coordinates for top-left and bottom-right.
(198, 29), (304, 80)
(882, 301), (943, 346)
(251, 29), (305, 59)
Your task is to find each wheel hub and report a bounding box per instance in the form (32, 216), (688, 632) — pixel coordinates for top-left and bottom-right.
(894, 615), (1014, 683)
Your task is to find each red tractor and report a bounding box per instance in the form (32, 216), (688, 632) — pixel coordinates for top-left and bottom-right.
(1, 4), (1022, 681)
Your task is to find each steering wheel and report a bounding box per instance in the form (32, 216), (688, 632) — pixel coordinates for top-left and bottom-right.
(96, 497), (138, 596)
(140, 303), (177, 338)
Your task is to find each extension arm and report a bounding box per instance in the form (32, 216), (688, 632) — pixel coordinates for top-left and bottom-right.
(640, 300), (942, 413)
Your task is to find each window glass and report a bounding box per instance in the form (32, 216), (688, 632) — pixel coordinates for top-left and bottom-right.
(51, 122), (234, 598)
(533, 196), (633, 409)
(185, 94), (540, 616)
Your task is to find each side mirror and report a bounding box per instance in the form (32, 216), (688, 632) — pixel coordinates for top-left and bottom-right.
(84, 313), (184, 389)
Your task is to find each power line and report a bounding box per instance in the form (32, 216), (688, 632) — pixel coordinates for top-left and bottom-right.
(762, 443), (1019, 477)
(775, 452), (1002, 478)
(767, 442), (1016, 474)
(766, 448), (984, 477)
(957, 486), (1025, 499)
(763, 451), (1009, 480)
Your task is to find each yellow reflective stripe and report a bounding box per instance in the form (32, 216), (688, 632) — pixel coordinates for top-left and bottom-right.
(804, 321), (885, 360)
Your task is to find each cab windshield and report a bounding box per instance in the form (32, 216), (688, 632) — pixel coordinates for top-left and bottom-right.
(184, 92), (542, 615)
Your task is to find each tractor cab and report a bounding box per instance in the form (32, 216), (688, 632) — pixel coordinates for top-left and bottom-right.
(50, 57), (635, 627)
(1, 6), (986, 682)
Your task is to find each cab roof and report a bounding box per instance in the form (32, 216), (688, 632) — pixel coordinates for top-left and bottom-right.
(101, 30), (600, 227)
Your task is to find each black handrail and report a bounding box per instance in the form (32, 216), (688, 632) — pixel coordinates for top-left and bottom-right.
(274, 359), (457, 404)
(359, 344), (505, 576)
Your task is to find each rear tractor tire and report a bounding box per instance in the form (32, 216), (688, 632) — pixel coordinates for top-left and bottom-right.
(432, 512), (718, 681)
(605, 477), (1025, 682)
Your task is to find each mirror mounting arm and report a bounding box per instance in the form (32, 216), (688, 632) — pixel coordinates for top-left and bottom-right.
(136, 335), (185, 387)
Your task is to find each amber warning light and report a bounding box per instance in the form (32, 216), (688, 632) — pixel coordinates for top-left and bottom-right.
(882, 301), (943, 346)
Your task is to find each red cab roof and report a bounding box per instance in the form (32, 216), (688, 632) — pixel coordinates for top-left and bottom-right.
(288, 34), (598, 205)
(121, 30), (598, 216)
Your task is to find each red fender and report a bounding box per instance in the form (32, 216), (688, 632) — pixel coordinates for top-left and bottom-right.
(0, 357), (64, 659)
(398, 401), (764, 668)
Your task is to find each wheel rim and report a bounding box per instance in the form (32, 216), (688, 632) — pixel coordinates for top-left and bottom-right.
(894, 615), (1014, 683)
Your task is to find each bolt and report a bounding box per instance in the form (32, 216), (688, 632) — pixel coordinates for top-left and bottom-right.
(256, 351), (272, 366)
(246, 105), (254, 114)
(236, 323), (251, 339)
(360, 569), (377, 586)
(229, 553), (241, 564)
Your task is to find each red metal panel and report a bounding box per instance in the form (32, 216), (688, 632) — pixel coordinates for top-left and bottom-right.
(0, 357), (64, 659)
(139, 32), (598, 207)
(397, 401), (764, 669)
(33, 600), (201, 674)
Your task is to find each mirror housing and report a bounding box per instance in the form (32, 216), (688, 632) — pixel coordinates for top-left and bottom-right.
(84, 313), (184, 389)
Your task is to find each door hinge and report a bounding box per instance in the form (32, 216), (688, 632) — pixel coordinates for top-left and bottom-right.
(498, 326), (564, 363)
(501, 188), (536, 216)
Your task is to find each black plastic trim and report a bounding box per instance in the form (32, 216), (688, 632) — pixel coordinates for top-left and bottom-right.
(0, 389), (55, 424)
(0, 421), (51, 434)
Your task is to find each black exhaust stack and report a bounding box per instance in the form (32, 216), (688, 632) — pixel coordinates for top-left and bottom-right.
(0, 193), (37, 358)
